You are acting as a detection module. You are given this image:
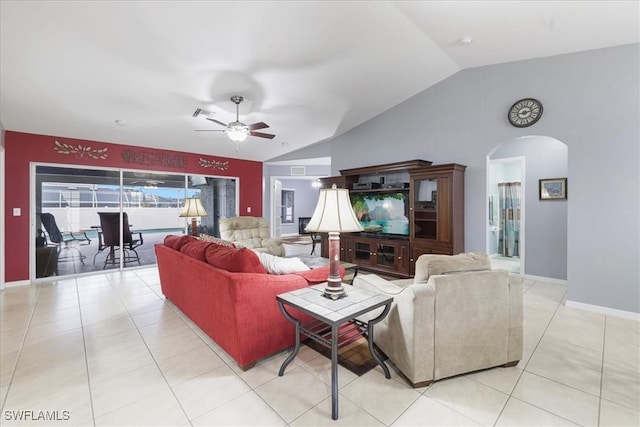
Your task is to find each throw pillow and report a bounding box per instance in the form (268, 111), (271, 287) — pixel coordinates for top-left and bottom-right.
(164, 235), (192, 251)
(252, 251), (310, 275)
(205, 245), (267, 274)
(179, 239), (212, 261)
(198, 234), (236, 248)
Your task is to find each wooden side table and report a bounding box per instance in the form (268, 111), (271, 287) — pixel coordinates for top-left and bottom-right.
(276, 284), (392, 420)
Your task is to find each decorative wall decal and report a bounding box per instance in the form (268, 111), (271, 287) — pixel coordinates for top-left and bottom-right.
(121, 149), (187, 169)
(199, 157), (230, 171)
(54, 140), (108, 159)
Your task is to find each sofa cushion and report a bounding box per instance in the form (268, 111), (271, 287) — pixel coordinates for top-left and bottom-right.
(164, 235), (192, 251)
(198, 233), (236, 248)
(179, 238), (212, 262)
(252, 251), (310, 275)
(205, 245), (267, 274)
(414, 252), (491, 284)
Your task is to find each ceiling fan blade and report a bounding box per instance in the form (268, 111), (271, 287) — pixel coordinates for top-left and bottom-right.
(250, 131), (276, 139)
(248, 122), (269, 131)
(206, 117), (228, 127)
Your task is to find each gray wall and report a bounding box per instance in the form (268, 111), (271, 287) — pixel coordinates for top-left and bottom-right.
(320, 44), (639, 313)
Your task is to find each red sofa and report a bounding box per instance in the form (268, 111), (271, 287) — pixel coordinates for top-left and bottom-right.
(155, 235), (333, 370)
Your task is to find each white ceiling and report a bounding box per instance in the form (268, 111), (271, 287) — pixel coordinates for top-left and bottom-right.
(1, 1), (638, 162)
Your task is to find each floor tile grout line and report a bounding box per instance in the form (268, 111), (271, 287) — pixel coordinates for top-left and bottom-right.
(100, 269), (267, 425)
(493, 285), (564, 425)
(95, 271), (195, 425)
(0, 283), (42, 412)
(597, 315), (607, 427)
(506, 395), (583, 426)
(75, 277), (97, 427)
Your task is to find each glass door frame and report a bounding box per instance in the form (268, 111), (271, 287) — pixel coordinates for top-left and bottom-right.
(30, 162), (240, 280)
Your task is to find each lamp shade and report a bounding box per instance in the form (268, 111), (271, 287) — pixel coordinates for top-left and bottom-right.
(179, 197), (208, 218)
(305, 185), (363, 233)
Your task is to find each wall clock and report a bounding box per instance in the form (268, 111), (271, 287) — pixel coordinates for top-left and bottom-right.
(508, 98), (543, 128)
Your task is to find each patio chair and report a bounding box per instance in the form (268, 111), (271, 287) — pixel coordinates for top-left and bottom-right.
(39, 212), (91, 266)
(94, 212), (143, 268)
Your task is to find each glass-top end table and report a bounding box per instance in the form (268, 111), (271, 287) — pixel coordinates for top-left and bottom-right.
(276, 283), (392, 420)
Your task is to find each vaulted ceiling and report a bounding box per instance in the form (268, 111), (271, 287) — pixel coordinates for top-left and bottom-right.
(1, 1), (638, 162)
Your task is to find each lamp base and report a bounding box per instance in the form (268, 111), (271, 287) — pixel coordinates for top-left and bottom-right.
(322, 278), (347, 300)
(322, 285), (347, 300)
(190, 218), (198, 237)
(322, 231), (347, 300)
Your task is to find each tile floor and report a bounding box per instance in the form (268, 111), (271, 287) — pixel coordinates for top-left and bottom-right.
(1, 261), (639, 426)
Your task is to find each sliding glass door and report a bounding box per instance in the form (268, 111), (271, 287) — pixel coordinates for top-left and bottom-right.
(34, 165), (237, 278)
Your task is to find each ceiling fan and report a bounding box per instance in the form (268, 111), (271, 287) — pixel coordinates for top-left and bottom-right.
(194, 95), (275, 142)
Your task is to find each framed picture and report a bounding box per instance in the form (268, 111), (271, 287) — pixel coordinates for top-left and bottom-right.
(539, 178), (567, 200)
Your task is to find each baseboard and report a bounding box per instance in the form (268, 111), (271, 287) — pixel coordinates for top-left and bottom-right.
(566, 300), (640, 321)
(4, 280), (31, 288)
(522, 274), (567, 286)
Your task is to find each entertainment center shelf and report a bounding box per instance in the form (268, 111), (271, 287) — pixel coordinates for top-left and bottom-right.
(319, 159), (465, 278)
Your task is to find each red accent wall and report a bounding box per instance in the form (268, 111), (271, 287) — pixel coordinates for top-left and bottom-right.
(3, 131), (263, 282)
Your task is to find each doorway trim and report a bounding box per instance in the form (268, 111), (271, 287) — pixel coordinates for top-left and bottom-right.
(269, 175), (325, 237)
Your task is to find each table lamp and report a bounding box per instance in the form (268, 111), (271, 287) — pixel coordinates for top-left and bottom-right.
(180, 197), (208, 237)
(305, 184), (363, 299)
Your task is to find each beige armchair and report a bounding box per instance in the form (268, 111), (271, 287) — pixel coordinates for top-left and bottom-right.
(353, 252), (523, 387)
(219, 216), (285, 257)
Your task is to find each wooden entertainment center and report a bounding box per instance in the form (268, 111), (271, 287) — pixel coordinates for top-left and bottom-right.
(319, 160), (466, 278)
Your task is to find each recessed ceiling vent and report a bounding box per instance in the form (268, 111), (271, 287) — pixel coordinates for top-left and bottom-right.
(291, 166), (306, 176)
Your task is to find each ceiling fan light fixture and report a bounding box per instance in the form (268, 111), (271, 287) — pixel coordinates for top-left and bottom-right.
(226, 122), (249, 142)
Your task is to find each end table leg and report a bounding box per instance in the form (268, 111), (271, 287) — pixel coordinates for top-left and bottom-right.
(278, 303), (301, 376)
(331, 324), (339, 420)
(368, 303), (391, 379)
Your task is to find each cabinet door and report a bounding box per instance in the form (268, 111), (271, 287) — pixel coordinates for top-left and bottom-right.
(397, 242), (410, 275)
(375, 243), (397, 270)
(412, 178), (438, 240)
(340, 236), (353, 263)
(353, 240), (374, 267)
(412, 175), (451, 243)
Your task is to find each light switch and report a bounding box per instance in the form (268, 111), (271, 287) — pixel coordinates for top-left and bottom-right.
(13, 208), (21, 216)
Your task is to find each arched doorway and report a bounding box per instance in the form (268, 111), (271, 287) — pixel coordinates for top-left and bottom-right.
(487, 136), (568, 280)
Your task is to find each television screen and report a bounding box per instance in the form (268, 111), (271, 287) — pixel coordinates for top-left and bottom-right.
(350, 192), (409, 236)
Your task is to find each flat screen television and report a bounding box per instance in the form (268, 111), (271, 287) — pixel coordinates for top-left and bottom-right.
(350, 192), (409, 236)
